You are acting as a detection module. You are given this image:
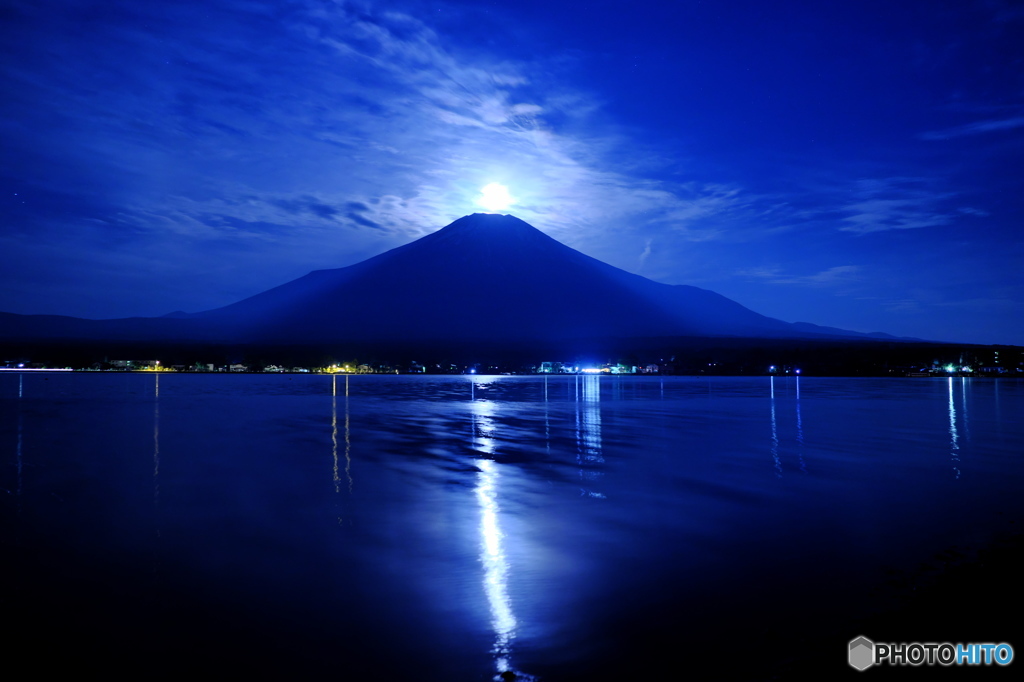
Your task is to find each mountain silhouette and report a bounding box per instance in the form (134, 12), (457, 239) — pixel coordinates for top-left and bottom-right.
(186, 213), (862, 342)
(1, 213), (883, 345)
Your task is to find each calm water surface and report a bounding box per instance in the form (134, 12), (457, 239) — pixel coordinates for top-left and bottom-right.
(2, 373), (1022, 679)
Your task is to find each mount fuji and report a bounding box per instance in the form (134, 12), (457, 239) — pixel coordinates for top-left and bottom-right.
(2, 213), (891, 345)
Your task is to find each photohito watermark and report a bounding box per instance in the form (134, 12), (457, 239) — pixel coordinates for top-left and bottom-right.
(849, 636), (1013, 670)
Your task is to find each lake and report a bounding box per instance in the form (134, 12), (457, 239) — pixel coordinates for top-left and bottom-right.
(2, 372), (1022, 679)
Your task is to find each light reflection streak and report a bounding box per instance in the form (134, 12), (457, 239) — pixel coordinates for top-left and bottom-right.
(770, 376), (781, 477)
(345, 375), (352, 493)
(796, 376), (806, 473)
(331, 375), (353, 496)
(476, 458), (517, 676)
(994, 379), (1001, 427)
(332, 375), (339, 493)
(152, 373), (163, 578)
(469, 377), (534, 681)
(949, 377), (960, 479)
(154, 374), (160, 507)
(575, 374), (604, 497)
(543, 375), (550, 455)
(470, 378), (497, 456)
(960, 376), (970, 443)
(17, 374), (23, 515)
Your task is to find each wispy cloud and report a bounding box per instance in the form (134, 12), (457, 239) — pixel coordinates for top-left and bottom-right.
(838, 178), (957, 234)
(919, 116), (1024, 140)
(280, 2), (779, 248)
(638, 238), (653, 267)
(840, 198), (953, 233)
(740, 265), (862, 287)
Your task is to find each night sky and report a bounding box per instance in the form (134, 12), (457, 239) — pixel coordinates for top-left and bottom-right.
(2, 0), (1022, 345)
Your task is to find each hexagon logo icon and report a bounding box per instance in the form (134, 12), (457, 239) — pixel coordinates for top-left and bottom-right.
(849, 636), (875, 671)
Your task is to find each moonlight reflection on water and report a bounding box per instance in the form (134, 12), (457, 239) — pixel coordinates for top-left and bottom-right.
(1, 373), (1022, 679)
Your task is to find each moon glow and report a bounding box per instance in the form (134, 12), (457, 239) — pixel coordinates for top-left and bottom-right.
(477, 183), (515, 212)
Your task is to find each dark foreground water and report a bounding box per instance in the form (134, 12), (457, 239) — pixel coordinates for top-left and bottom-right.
(2, 373), (1022, 679)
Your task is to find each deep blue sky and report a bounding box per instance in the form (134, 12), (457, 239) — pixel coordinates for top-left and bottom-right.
(2, 0), (1022, 344)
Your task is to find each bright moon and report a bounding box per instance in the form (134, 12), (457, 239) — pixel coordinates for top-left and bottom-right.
(476, 182), (515, 212)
